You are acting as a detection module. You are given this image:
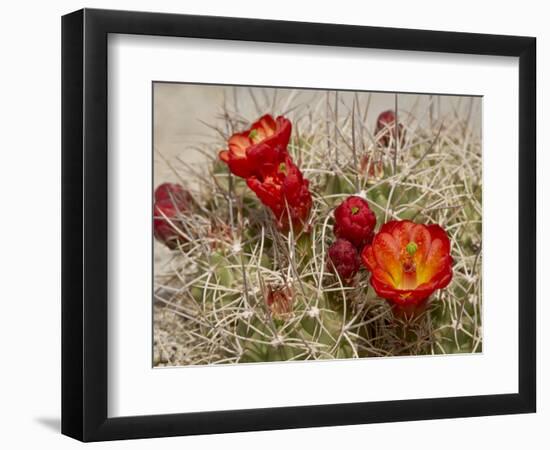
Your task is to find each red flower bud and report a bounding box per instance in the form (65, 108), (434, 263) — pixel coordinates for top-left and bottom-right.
(361, 220), (453, 309)
(375, 110), (405, 148)
(333, 196), (376, 249)
(327, 239), (361, 284)
(153, 183), (192, 249)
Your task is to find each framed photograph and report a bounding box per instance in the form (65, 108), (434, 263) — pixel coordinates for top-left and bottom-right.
(61, 8), (536, 442)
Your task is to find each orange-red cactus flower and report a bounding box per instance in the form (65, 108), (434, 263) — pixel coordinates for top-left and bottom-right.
(361, 220), (453, 308)
(247, 156), (312, 231)
(219, 114), (291, 178)
(333, 196), (377, 249)
(375, 110), (405, 148)
(153, 183), (192, 249)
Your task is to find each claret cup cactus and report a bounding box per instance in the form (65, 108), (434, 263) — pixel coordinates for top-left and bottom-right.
(153, 90), (482, 366)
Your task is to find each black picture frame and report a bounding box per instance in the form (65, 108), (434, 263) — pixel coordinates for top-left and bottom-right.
(61, 8), (536, 442)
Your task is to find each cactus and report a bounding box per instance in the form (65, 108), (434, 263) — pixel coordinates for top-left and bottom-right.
(153, 90), (482, 366)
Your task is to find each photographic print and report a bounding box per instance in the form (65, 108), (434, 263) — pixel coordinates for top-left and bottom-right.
(153, 83), (482, 367)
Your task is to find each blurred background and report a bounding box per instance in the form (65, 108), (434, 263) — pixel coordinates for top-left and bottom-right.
(153, 83), (481, 184)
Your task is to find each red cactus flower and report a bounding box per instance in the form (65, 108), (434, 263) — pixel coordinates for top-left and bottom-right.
(219, 114), (291, 178)
(333, 196), (377, 249)
(247, 155), (312, 231)
(327, 239), (361, 284)
(153, 183), (192, 249)
(266, 284), (294, 320)
(375, 110), (405, 148)
(361, 220), (453, 308)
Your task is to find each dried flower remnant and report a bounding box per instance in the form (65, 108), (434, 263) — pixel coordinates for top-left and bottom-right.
(266, 284), (294, 320)
(359, 154), (384, 181)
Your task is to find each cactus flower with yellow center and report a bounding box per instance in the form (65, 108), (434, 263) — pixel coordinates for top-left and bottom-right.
(218, 114), (291, 178)
(361, 220), (453, 307)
